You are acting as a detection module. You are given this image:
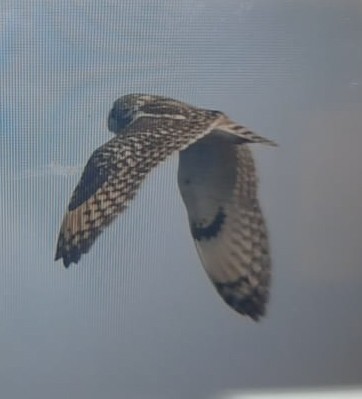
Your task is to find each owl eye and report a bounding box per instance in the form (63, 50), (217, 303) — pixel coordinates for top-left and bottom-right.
(108, 108), (133, 132)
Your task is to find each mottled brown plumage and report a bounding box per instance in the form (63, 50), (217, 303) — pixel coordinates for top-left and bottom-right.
(55, 94), (276, 319)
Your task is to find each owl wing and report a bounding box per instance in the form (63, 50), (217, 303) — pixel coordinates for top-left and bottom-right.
(178, 132), (271, 320)
(55, 115), (222, 267)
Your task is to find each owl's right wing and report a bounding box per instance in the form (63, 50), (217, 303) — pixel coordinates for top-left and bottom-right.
(55, 115), (222, 268)
(178, 133), (271, 320)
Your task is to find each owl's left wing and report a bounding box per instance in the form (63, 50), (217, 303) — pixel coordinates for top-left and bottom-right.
(178, 133), (271, 320)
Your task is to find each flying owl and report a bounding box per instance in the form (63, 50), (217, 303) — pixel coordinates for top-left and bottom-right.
(55, 94), (276, 320)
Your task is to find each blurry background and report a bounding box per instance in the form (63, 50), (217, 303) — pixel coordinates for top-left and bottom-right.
(1, 1), (362, 398)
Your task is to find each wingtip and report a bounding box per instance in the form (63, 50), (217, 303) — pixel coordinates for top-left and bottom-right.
(215, 282), (268, 321)
(219, 294), (265, 321)
(245, 306), (266, 322)
(54, 249), (80, 269)
(54, 254), (70, 268)
(232, 298), (266, 322)
(54, 250), (62, 263)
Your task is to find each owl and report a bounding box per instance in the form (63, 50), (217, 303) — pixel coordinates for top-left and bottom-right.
(55, 94), (276, 320)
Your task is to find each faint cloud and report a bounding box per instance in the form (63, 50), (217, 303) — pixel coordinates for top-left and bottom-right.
(5, 161), (82, 181)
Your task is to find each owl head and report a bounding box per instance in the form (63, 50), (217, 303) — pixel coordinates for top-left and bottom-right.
(107, 93), (190, 134)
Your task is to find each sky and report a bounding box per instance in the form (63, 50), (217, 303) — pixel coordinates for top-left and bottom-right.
(1, 1), (362, 398)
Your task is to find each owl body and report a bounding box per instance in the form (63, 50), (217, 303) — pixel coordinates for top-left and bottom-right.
(55, 94), (275, 320)
(178, 132), (237, 222)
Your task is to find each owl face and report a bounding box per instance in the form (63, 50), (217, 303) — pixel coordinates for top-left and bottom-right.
(107, 93), (192, 134)
(107, 94), (154, 133)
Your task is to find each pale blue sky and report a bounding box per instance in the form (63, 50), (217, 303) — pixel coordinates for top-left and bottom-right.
(1, 1), (362, 398)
